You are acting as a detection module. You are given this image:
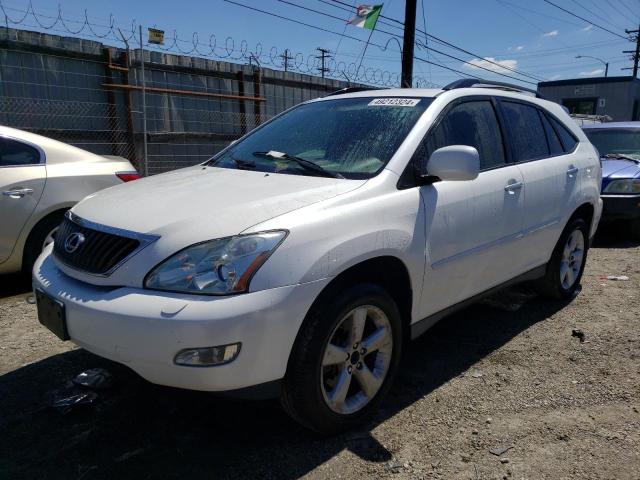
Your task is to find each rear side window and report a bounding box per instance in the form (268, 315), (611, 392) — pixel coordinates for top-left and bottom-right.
(0, 138), (41, 167)
(501, 101), (548, 162)
(539, 111), (564, 156)
(548, 115), (578, 152)
(424, 100), (506, 170)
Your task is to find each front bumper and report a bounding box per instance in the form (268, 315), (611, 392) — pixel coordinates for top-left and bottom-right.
(600, 194), (640, 222)
(33, 248), (328, 392)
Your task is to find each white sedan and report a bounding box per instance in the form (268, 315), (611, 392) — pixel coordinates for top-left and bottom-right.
(0, 125), (139, 276)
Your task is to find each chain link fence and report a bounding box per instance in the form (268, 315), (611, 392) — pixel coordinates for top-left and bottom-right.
(0, 27), (352, 175)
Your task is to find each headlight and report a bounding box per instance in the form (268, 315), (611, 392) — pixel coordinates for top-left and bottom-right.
(144, 231), (287, 295)
(603, 179), (640, 194)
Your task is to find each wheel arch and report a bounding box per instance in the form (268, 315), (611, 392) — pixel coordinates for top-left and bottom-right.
(298, 255), (413, 348)
(21, 206), (69, 269)
(570, 202), (595, 241)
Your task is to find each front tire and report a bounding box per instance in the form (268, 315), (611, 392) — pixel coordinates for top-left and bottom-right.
(281, 283), (403, 434)
(535, 217), (589, 299)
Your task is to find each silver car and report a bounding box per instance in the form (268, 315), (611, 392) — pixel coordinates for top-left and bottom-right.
(0, 125), (138, 275)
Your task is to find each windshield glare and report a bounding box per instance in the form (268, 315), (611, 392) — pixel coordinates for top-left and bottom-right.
(584, 128), (640, 159)
(209, 97), (432, 179)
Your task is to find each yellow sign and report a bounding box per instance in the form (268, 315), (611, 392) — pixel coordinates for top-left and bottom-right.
(148, 28), (165, 45)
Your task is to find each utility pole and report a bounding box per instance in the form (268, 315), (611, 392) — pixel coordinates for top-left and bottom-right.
(280, 49), (293, 72)
(401, 0), (417, 88)
(623, 25), (640, 78)
(316, 48), (331, 78)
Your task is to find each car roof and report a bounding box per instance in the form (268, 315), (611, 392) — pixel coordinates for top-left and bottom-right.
(582, 121), (640, 129)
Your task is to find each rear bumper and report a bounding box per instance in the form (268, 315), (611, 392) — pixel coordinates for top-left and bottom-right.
(600, 194), (640, 222)
(32, 247), (329, 392)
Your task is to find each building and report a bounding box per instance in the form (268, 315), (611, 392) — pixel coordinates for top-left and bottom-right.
(537, 76), (640, 121)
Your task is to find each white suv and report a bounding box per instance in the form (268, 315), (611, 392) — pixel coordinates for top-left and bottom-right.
(33, 80), (602, 434)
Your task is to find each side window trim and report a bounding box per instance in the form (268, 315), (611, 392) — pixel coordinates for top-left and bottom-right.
(0, 134), (46, 168)
(536, 108), (553, 155)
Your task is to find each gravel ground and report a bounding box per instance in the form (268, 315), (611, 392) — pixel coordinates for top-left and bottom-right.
(0, 227), (638, 480)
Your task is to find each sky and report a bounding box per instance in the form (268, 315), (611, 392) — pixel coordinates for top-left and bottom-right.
(1, 0), (638, 88)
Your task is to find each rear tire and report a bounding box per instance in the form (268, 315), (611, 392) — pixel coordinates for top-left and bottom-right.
(22, 211), (66, 276)
(281, 283), (403, 435)
(535, 217), (589, 299)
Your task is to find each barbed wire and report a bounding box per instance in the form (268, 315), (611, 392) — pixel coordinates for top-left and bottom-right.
(0, 1), (438, 88)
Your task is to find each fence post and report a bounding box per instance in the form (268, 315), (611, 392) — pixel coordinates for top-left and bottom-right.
(139, 25), (149, 176)
(253, 66), (262, 127)
(236, 69), (247, 136)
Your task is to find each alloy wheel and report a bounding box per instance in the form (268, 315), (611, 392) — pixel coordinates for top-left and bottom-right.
(560, 229), (585, 290)
(320, 305), (393, 415)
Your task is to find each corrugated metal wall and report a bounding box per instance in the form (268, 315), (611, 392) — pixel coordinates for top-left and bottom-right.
(0, 27), (356, 174)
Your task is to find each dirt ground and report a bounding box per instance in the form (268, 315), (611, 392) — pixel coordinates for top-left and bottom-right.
(1, 226), (638, 480)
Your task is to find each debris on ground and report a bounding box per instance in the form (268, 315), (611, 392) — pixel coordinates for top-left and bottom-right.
(600, 275), (630, 281)
(489, 446), (513, 456)
(24, 295), (35, 305)
(572, 329), (586, 343)
(73, 368), (114, 390)
(50, 391), (98, 414)
(115, 448), (144, 463)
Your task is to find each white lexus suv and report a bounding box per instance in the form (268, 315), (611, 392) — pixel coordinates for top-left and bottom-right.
(33, 80), (602, 434)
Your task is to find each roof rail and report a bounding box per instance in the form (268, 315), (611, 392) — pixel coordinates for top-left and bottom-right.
(443, 78), (543, 98)
(324, 86), (386, 97)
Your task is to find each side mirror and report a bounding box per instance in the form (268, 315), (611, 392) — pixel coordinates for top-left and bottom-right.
(423, 145), (480, 181)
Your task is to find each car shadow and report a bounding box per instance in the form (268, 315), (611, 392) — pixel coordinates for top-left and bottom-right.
(0, 273), (31, 299)
(592, 223), (640, 249)
(0, 287), (572, 479)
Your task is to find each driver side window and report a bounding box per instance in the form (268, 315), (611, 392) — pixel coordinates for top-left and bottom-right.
(423, 100), (506, 170)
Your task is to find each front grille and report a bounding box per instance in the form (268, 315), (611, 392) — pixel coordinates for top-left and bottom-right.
(53, 216), (141, 275)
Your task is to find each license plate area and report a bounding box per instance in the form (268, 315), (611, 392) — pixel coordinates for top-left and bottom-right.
(36, 289), (69, 341)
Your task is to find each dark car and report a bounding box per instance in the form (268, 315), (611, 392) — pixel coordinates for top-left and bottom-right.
(583, 122), (640, 238)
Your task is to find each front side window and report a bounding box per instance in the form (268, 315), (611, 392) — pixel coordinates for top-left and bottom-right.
(501, 101), (548, 162)
(424, 100), (506, 170)
(210, 97), (432, 179)
(0, 138), (41, 167)
(584, 128), (640, 159)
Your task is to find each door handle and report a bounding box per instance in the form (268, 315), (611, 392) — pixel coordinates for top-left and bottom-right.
(566, 166), (579, 175)
(504, 181), (523, 192)
(2, 188), (34, 198)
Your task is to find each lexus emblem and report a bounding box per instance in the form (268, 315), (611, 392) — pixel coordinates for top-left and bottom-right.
(64, 232), (85, 253)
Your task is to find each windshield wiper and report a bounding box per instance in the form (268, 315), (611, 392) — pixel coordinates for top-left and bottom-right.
(253, 151), (344, 179)
(232, 157), (257, 169)
(603, 153), (640, 163)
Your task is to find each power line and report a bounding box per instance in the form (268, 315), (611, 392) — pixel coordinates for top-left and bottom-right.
(279, 0), (544, 82)
(224, 0), (542, 85)
(541, 0), (630, 39)
(617, 0), (640, 22)
(567, 0), (626, 30)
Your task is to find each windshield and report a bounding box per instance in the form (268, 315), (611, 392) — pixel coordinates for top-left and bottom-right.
(208, 97), (432, 179)
(584, 128), (640, 159)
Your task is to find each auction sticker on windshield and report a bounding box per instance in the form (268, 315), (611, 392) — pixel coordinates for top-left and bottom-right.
(368, 98), (420, 107)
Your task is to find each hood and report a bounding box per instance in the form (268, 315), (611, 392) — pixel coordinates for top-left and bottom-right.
(72, 166), (365, 243)
(601, 158), (640, 179)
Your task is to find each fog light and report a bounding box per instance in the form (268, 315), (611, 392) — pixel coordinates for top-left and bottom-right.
(174, 343), (241, 366)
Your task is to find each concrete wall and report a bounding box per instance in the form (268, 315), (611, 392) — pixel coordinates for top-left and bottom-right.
(538, 77), (640, 121)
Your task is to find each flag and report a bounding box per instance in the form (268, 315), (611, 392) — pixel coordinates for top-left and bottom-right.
(347, 4), (383, 30)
